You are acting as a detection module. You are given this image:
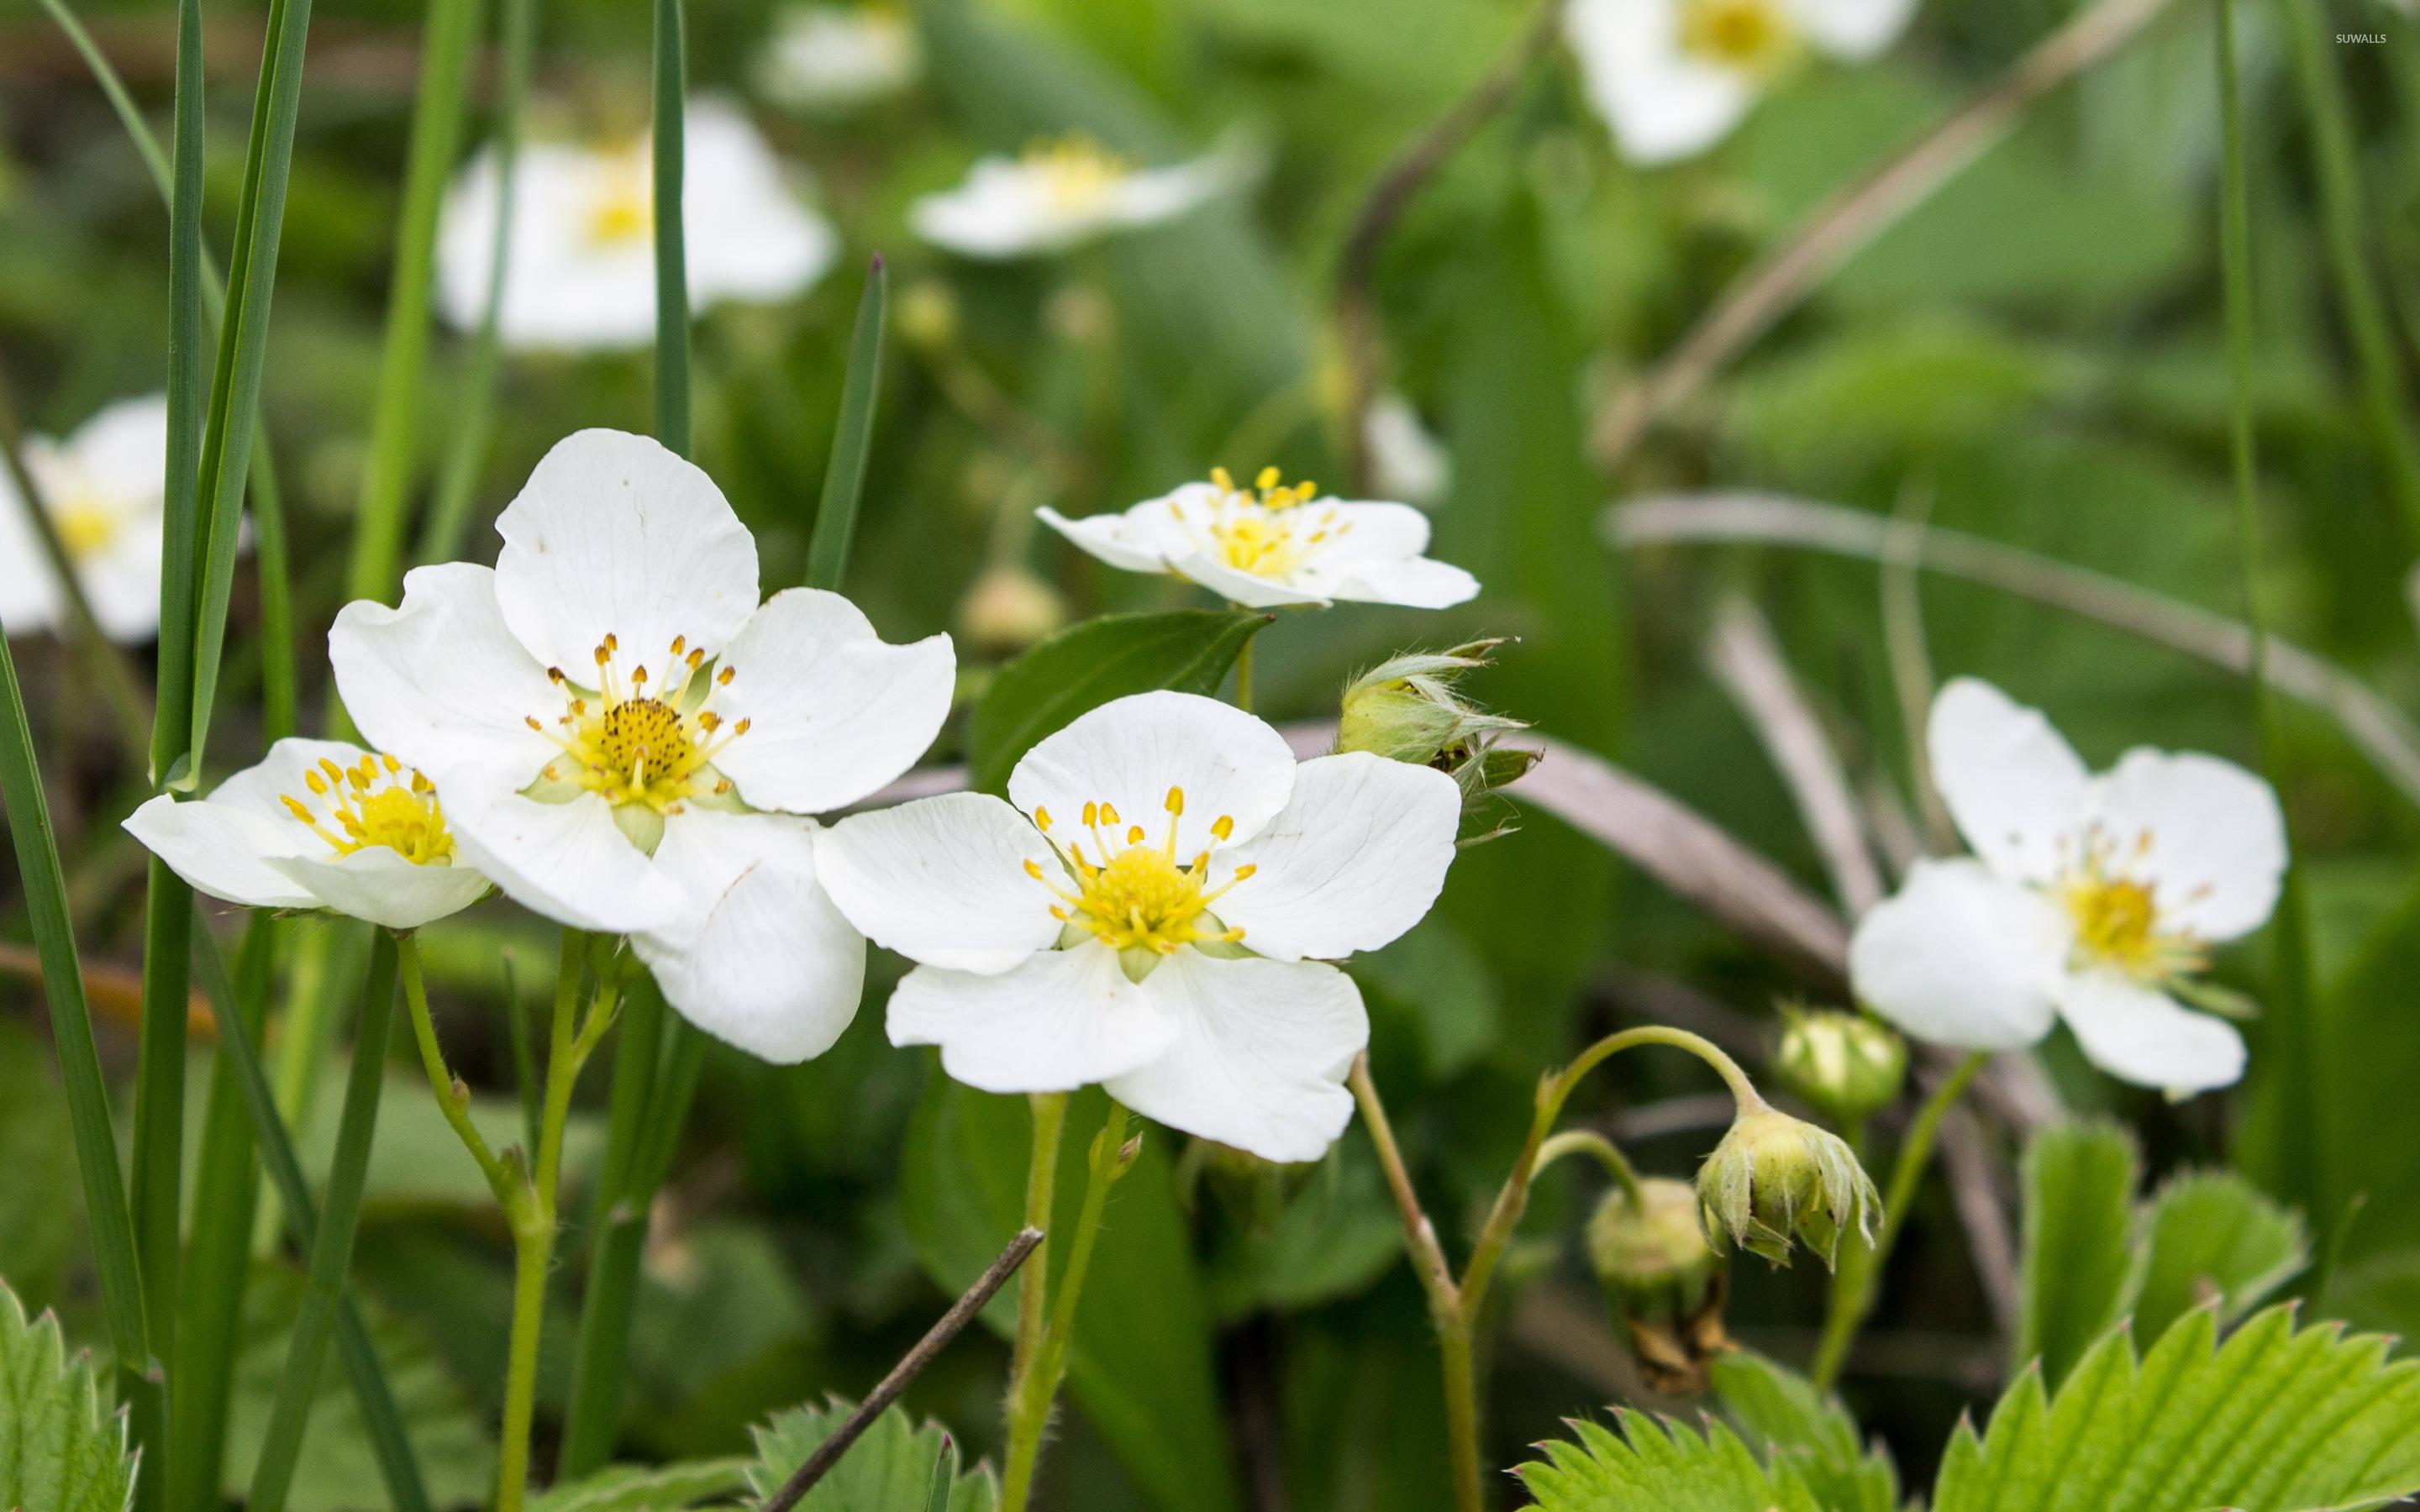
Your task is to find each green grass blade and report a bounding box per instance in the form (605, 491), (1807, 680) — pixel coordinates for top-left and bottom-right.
(129, 869), (190, 1506)
(557, 984), (666, 1478)
(243, 930), (399, 1512)
(803, 257), (887, 594)
(169, 916), (275, 1512)
(344, 0), (487, 606)
(652, 0), (689, 456)
(0, 622), (156, 1403)
(187, 0), (317, 774)
(192, 926), (434, 1512)
(417, 0), (540, 570)
(151, 0), (208, 787)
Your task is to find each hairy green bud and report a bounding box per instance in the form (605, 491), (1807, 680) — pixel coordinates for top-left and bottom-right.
(1336, 640), (1534, 832)
(1695, 1106), (1880, 1268)
(1586, 1179), (1732, 1395)
(1774, 1008), (1907, 1124)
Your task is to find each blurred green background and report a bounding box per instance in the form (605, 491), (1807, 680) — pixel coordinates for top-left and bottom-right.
(6, 0), (2420, 1506)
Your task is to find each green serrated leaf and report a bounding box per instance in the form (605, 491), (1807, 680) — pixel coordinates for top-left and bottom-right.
(1709, 1352), (1897, 1512)
(528, 1457), (751, 1512)
(1512, 1411), (1826, 1512)
(1928, 1305), (2420, 1512)
(745, 1397), (996, 1512)
(2131, 1171), (2309, 1342)
(2015, 1121), (2141, 1388)
(0, 1278), (137, 1512)
(966, 611), (1269, 794)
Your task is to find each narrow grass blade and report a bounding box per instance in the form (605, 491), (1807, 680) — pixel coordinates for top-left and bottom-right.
(652, 0), (689, 456)
(250, 438), (297, 741)
(803, 257), (887, 594)
(187, 0), (318, 774)
(0, 624), (156, 1405)
(192, 925), (434, 1512)
(558, 984), (666, 1478)
(418, 0), (539, 570)
(244, 929), (399, 1512)
(129, 866), (191, 1500)
(152, 0), (207, 787)
(344, 0), (486, 606)
(170, 916), (276, 1512)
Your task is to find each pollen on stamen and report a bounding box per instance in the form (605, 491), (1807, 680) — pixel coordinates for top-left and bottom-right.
(670, 634), (687, 657)
(1126, 825), (1145, 845)
(1082, 801), (1098, 827)
(1165, 786), (1184, 815)
(603, 633), (618, 654)
(548, 666), (566, 685)
(304, 769), (328, 795)
(1256, 465), (1280, 490)
(633, 665), (650, 686)
(1034, 806), (1053, 832)
(717, 666), (735, 685)
(1211, 815), (1235, 841)
(1101, 802), (1122, 826)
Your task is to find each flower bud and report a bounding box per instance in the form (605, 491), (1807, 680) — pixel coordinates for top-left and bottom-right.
(1773, 1008), (1907, 1124)
(1695, 1106), (1880, 1268)
(958, 565), (1069, 655)
(1586, 1179), (1733, 1397)
(1336, 640), (1533, 818)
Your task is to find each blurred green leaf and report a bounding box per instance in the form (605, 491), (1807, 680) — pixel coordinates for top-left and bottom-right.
(1203, 1144), (1401, 1320)
(747, 1396), (996, 1512)
(1346, 919), (1500, 1079)
(222, 1264), (493, 1512)
(0, 1016), (83, 1311)
(966, 610), (1269, 792)
(2131, 1171), (2308, 1343)
(2014, 1120), (2139, 1389)
(0, 1277), (135, 1512)
(1709, 1352), (1897, 1512)
(899, 1078), (1241, 1512)
(529, 1457), (751, 1512)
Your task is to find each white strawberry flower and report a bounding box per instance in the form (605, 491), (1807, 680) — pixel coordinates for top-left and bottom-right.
(1038, 466), (1480, 611)
(910, 136), (1233, 259)
(329, 428), (954, 1063)
(125, 739), (492, 931)
(1565, 0), (1918, 165)
(0, 395), (171, 644)
(1849, 678), (2286, 1096)
(756, 4), (920, 113)
(437, 99), (839, 352)
(816, 691), (1461, 1162)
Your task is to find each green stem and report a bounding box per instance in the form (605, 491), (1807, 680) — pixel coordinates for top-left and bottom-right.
(396, 932), (515, 1201)
(1010, 1092), (1069, 1390)
(245, 931), (400, 1512)
(1532, 1129), (1646, 1205)
(1001, 1101), (1134, 1512)
(652, 0), (690, 456)
(1808, 1051), (1986, 1390)
(128, 858), (190, 1504)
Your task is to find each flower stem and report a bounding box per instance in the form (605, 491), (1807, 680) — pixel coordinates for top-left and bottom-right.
(1010, 1091), (1068, 1389)
(1534, 1129), (1646, 1205)
(1001, 1100), (1134, 1512)
(396, 931), (515, 1208)
(1808, 1050), (1986, 1390)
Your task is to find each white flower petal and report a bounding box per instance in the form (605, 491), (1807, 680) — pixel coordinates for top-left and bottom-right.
(1007, 690), (1298, 854)
(1362, 395), (1451, 507)
(1036, 505), (1176, 575)
(708, 589), (955, 813)
(681, 100), (840, 307)
(1165, 552), (1328, 608)
(270, 849), (492, 931)
(2087, 749), (2285, 944)
(1565, 0), (1760, 165)
(1306, 555), (1481, 609)
(911, 150), (1228, 259)
(1783, 0), (1918, 58)
(438, 775), (687, 935)
(329, 563), (561, 782)
(887, 945), (1178, 1093)
(124, 793), (318, 912)
(437, 142), (662, 351)
(1849, 858), (2066, 1051)
(1101, 156), (1233, 228)
(58, 396), (170, 504)
(0, 467), (65, 637)
(815, 792), (1062, 974)
(1214, 753), (1460, 963)
(2055, 968), (2247, 1095)
(1108, 952), (1367, 1163)
(205, 738), (392, 823)
(1927, 677), (2091, 886)
(756, 5), (921, 112)
(492, 429), (760, 675)
(631, 809), (865, 1063)
(80, 528), (167, 643)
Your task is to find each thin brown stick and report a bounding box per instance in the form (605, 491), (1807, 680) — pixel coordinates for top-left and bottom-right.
(756, 1227), (1044, 1512)
(1591, 0), (2181, 468)
(1336, 0), (1563, 486)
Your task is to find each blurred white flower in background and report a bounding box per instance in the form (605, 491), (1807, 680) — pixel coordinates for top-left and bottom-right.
(1362, 392), (1452, 508)
(911, 136), (1234, 259)
(756, 4), (920, 113)
(817, 691), (1461, 1162)
(329, 428), (955, 1061)
(1039, 466), (1481, 609)
(0, 394), (169, 643)
(127, 739), (493, 931)
(1849, 678), (2286, 1096)
(436, 100), (839, 351)
(1565, 0), (1918, 164)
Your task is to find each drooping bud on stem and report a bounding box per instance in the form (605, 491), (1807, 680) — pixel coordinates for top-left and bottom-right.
(1773, 1006), (1907, 1126)
(1586, 1177), (1732, 1394)
(1695, 1105), (1880, 1268)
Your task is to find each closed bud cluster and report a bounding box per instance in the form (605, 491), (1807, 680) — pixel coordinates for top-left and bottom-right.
(1695, 1105), (1880, 1268)
(1773, 1007), (1907, 1124)
(1336, 640), (1534, 832)
(1586, 1178), (1732, 1396)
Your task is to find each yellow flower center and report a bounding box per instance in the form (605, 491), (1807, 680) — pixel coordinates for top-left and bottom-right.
(1024, 136), (1129, 210)
(54, 497), (118, 559)
(585, 158), (655, 248)
(526, 632), (750, 816)
(1679, 0), (1802, 76)
(1171, 466), (1349, 582)
(281, 753), (455, 865)
(2058, 829), (2204, 980)
(1023, 787), (1254, 962)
